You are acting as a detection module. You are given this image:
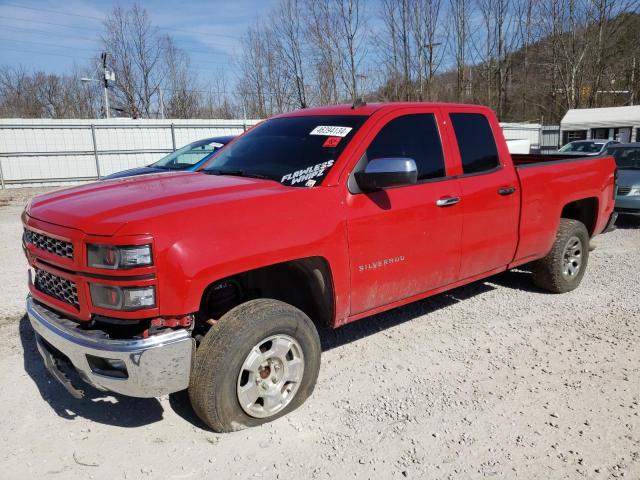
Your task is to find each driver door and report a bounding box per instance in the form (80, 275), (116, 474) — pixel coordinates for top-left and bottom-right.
(346, 109), (462, 315)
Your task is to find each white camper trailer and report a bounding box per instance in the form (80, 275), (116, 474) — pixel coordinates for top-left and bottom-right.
(560, 105), (640, 146)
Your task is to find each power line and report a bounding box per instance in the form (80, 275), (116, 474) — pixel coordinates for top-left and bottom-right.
(0, 2), (104, 21)
(0, 23), (100, 42)
(0, 30), (231, 64)
(0, 47), (94, 61)
(0, 37), (98, 53)
(0, 14), (238, 48)
(0, 15), (101, 32)
(0, 24), (237, 60)
(0, 2), (242, 40)
(0, 21), (238, 56)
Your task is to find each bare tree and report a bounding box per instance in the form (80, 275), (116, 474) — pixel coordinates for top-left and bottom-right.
(305, 0), (341, 104)
(514, 0), (540, 119)
(163, 37), (200, 118)
(0, 66), (100, 118)
(102, 4), (167, 118)
(414, 0), (445, 100)
(381, 0), (415, 100)
(449, 0), (471, 101)
(273, 0), (308, 108)
(336, 0), (366, 102)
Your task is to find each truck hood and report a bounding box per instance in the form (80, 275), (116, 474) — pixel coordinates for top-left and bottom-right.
(27, 172), (289, 236)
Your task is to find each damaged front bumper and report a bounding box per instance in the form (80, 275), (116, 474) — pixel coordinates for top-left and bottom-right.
(27, 295), (194, 398)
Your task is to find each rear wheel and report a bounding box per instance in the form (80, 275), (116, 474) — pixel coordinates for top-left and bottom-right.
(189, 299), (321, 432)
(531, 218), (590, 293)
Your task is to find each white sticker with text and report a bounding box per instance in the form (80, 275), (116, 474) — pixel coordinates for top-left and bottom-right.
(281, 160), (335, 185)
(309, 126), (353, 137)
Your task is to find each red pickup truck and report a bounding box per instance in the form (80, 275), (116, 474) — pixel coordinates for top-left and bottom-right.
(23, 102), (617, 432)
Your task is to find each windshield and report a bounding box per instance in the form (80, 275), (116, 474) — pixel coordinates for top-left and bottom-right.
(203, 115), (367, 186)
(559, 141), (605, 153)
(606, 147), (640, 170)
(152, 140), (226, 170)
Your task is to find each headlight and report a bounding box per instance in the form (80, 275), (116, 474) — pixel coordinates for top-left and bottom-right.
(629, 187), (640, 196)
(90, 284), (156, 310)
(87, 244), (152, 269)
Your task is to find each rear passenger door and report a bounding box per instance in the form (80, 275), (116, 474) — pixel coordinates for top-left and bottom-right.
(346, 109), (462, 315)
(446, 111), (520, 279)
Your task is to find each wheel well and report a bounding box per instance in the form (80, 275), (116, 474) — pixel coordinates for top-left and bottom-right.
(198, 257), (334, 328)
(561, 198), (598, 236)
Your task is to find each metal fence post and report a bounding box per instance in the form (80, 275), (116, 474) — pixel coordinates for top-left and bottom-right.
(0, 158), (5, 190)
(170, 123), (176, 151)
(91, 124), (101, 179)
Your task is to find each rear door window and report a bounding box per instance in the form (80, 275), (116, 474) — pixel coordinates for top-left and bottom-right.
(450, 113), (500, 174)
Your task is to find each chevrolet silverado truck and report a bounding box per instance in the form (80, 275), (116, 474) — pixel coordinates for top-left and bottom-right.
(23, 102), (618, 432)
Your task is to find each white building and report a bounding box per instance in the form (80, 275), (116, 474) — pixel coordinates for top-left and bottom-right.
(560, 105), (640, 145)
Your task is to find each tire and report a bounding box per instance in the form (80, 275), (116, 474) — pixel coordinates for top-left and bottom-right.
(188, 298), (321, 432)
(531, 218), (590, 293)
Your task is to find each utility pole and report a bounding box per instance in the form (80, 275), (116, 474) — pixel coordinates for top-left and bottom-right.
(159, 87), (165, 119)
(101, 52), (113, 119)
(80, 52), (114, 119)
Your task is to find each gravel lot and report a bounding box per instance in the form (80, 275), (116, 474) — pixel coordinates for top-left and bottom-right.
(1, 187), (639, 479)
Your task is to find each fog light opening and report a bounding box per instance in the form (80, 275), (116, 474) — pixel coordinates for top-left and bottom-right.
(86, 355), (129, 379)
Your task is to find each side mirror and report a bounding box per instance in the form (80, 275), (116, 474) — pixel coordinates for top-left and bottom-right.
(354, 157), (418, 192)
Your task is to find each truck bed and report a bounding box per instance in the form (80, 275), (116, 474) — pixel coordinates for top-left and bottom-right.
(511, 153), (617, 266)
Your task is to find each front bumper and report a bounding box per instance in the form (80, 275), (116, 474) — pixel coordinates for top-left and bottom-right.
(27, 295), (194, 398)
(615, 195), (640, 215)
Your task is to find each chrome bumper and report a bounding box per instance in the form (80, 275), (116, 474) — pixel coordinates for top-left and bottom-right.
(27, 295), (194, 398)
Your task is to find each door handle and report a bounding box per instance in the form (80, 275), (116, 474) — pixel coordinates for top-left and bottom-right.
(498, 186), (517, 196)
(436, 196), (461, 207)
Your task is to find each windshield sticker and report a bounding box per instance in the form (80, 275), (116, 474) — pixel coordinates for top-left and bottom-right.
(281, 160), (335, 185)
(322, 136), (343, 148)
(310, 126), (353, 137)
(209, 142), (225, 148)
(305, 179), (317, 187)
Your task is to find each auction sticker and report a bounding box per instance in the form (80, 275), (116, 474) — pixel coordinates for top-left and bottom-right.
(322, 136), (342, 148)
(310, 126), (352, 137)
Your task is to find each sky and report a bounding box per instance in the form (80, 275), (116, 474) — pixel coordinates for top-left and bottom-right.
(0, 0), (275, 81)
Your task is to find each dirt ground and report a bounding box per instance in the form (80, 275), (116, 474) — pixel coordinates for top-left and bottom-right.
(1, 187), (639, 480)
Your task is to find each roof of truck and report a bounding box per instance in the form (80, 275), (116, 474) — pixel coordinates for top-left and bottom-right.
(277, 102), (489, 117)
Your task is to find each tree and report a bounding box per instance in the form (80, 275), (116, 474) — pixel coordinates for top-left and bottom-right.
(449, 0), (471, 101)
(102, 4), (168, 118)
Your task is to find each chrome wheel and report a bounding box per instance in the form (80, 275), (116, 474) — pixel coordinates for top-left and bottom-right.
(236, 334), (304, 418)
(562, 235), (583, 278)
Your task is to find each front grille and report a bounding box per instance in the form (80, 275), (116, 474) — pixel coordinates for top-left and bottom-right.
(24, 229), (74, 259)
(34, 269), (79, 309)
(618, 186), (631, 196)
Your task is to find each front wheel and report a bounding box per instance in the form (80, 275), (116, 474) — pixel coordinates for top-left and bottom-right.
(531, 218), (590, 293)
(189, 299), (321, 432)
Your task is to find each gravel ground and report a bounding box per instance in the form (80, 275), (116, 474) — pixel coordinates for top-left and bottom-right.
(1, 187), (639, 480)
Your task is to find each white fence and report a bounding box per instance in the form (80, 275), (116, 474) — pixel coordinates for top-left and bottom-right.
(0, 118), (260, 188)
(0, 118), (561, 189)
(500, 123), (561, 153)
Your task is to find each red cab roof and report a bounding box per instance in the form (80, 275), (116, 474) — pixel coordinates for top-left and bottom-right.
(276, 101), (487, 118)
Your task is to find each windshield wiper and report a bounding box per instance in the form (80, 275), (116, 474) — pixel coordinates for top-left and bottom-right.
(205, 169), (277, 182)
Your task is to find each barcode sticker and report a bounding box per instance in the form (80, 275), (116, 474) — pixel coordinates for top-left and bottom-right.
(310, 126), (353, 137)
